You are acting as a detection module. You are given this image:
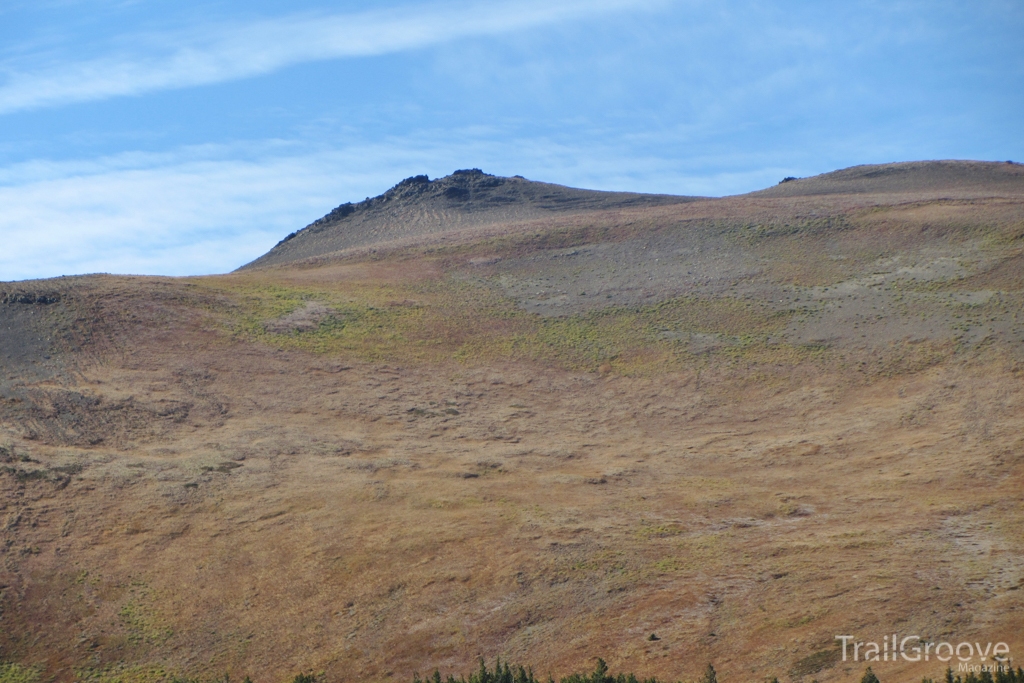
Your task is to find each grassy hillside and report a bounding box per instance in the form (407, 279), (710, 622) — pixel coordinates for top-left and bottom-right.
(1, 162), (1022, 683)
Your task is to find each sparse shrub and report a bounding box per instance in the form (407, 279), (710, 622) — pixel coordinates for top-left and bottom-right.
(861, 667), (880, 683)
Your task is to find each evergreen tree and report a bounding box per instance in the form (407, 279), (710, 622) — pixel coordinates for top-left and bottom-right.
(410, 654), (721, 683)
(861, 667), (880, 683)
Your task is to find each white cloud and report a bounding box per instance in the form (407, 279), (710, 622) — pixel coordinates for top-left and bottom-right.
(0, 0), (665, 115)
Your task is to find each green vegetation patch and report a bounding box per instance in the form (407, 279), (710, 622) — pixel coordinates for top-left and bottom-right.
(203, 270), (832, 377)
(733, 215), (852, 243)
(76, 665), (175, 683)
(0, 663), (40, 683)
(117, 582), (174, 646)
(635, 521), (686, 540)
(502, 295), (802, 373)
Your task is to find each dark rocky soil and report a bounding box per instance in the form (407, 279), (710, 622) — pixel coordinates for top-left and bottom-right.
(0, 288), (64, 387)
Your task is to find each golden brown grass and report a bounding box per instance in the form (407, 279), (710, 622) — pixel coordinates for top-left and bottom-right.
(2, 169), (1023, 683)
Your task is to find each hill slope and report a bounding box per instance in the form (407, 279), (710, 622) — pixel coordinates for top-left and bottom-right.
(1, 161), (1023, 683)
(242, 162), (1024, 272)
(753, 159), (1024, 197)
(239, 169), (701, 270)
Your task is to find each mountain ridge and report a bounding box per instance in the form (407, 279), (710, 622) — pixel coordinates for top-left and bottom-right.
(240, 160), (1024, 271)
(239, 169), (702, 270)
(752, 159), (1024, 197)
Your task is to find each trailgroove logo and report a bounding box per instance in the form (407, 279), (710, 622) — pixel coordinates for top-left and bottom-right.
(835, 635), (1011, 663)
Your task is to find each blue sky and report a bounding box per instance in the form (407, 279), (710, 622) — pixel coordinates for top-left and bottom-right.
(1, 0), (1021, 281)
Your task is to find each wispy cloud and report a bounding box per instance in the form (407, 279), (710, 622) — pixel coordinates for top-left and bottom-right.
(0, 0), (663, 115)
(0, 144), (416, 281)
